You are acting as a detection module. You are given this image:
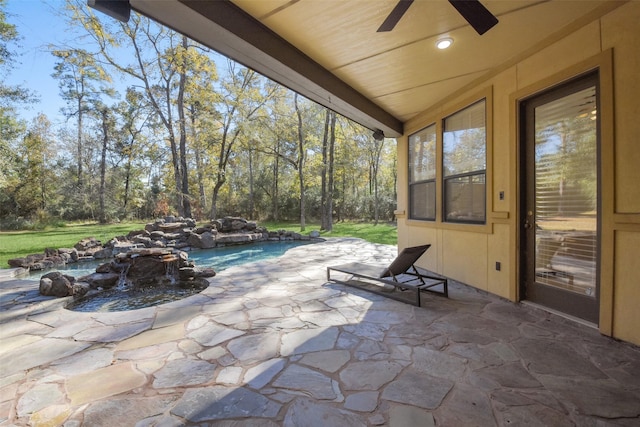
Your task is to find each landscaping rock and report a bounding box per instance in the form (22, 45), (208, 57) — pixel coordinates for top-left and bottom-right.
(73, 281), (91, 297)
(94, 248), (113, 259)
(14, 216), (313, 281)
(58, 248), (79, 262)
(39, 271), (75, 297)
(74, 237), (102, 252)
(80, 272), (120, 289)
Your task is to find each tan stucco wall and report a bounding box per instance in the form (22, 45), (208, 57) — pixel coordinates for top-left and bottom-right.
(397, 2), (640, 345)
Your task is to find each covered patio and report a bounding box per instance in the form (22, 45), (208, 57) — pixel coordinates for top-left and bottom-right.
(1, 239), (639, 425)
(111, 0), (640, 346)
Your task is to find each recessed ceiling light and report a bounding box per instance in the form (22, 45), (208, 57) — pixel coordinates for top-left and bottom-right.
(436, 38), (453, 50)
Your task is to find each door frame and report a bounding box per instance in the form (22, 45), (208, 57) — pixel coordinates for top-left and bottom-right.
(511, 50), (615, 334)
(518, 71), (601, 324)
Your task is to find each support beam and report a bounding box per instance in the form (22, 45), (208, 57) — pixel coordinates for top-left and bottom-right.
(130, 0), (403, 137)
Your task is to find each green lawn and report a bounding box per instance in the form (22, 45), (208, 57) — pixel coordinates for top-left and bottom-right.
(0, 220), (397, 268)
(261, 221), (398, 246)
(0, 222), (147, 268)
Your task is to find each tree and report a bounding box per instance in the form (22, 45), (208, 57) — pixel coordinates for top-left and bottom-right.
(112, 89), (154, 219)
(183, 47), (220, 217)
(294, 94), (308, 230)
(0, 0), (36, 203)
(9, 115), (58, 218)
(93, 104), (115, 223)
(368, 135), (385, 225)
(209, 62), (274, 220)
(52, 48), (114, 188)
(320, 109), (336, 231)
(68, 3), (219, 217)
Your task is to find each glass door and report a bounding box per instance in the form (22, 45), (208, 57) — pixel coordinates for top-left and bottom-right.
(520, 72), (600, 324)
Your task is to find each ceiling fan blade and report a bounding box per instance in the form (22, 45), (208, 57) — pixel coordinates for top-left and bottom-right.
(448, 0), (498, 35)
(377, 0), (414, 32)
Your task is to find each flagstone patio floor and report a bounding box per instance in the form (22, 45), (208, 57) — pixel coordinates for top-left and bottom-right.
(1, 238), (639, 426)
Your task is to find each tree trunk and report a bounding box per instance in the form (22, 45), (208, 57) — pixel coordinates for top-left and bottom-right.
(166, 91), (183, 217)
(327, 111), (336, 229)
(98, 108), (108, 224)
(195, 146), (206, 215)
(123, 159), (131, 217)
(320, 110), (329, 230)
(294, 94), (306, 231)
(177, 36), (192, 218)
(76, 95), (83, 188)
(272, 137), (280, 221)
(320, 109), (336, 231)
(248, 148), (255, 219)
(210, 177), (225, 220)
(371, 138), (384, 225)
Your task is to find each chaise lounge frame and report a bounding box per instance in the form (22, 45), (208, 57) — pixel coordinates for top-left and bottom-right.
(327, 244), (448, 307)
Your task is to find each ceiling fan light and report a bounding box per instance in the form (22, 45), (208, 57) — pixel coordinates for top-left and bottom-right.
(436, 38), (453, 49)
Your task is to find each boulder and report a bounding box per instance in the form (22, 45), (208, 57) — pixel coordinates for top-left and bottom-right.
(216, 233), (259, 245)
(7, 257), (30, 269)
(96, 262), (114, 273)
(93, 248), (113, 259)
(150, 230), (166, 240)
(188, 231), (215, 249)
(44, 247), (58, 257)
(39, 271), (74, 297)
(112, 242), (144, 255)
(215, 216), (248, 232)
(31, 255), (66, 271)
(179, 267), (216, 280)
(129, 229), (148, 238)
(309, 230), (321, 238)
(163, 232), (183, 241)
(58, 247), (79, 262)
(132, 235), (153, 247)
(200, 231), (216, 249)
(73, 282), (91, 297)
(187, 232), (201, 248)
(159, 222), (187, 233)
(126, 256), (167, 284)
(80, 272), (120, 289)
(74, 237), (102, 252)
(231, 218), (247, 231)
(150, 240), (166, 248)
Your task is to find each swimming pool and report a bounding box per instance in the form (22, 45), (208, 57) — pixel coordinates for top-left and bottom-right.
(27, 240), (313, 281)
(33, 240), (314, 312)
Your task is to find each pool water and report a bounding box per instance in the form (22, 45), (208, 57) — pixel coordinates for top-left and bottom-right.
(66, 280), (210, 312)
(35, 240), (313, 312)
(27, 240), (312, 280)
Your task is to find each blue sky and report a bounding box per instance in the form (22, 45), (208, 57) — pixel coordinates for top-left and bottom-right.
(5, 0), (229, 129)
(5, 0), (81, 126)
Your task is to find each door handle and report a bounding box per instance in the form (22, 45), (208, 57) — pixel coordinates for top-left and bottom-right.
(523, 219), (532, 229)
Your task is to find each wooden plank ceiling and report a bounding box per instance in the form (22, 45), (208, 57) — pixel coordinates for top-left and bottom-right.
(130, 0), (622, 137)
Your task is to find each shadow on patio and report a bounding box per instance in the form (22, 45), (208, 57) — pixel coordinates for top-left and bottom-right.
(1, 238), (639, 426)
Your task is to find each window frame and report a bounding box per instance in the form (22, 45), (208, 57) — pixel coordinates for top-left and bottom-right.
(408, 123), (437, 221)
(442, 99), (487, 224)
(405, 88), (493, 231)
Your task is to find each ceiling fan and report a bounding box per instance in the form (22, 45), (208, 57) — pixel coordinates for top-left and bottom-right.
(378, 0), (499, 35)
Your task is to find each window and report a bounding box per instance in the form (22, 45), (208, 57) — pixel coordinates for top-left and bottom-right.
(409, 124), (436, 220)
(408, 98), (488, 225)
(443, 100), (486, 223)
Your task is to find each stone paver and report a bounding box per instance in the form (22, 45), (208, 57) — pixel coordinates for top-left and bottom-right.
(1, 238), (640, 426)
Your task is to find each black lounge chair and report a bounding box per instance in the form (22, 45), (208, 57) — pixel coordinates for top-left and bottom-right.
(327, 244), (448, 306)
